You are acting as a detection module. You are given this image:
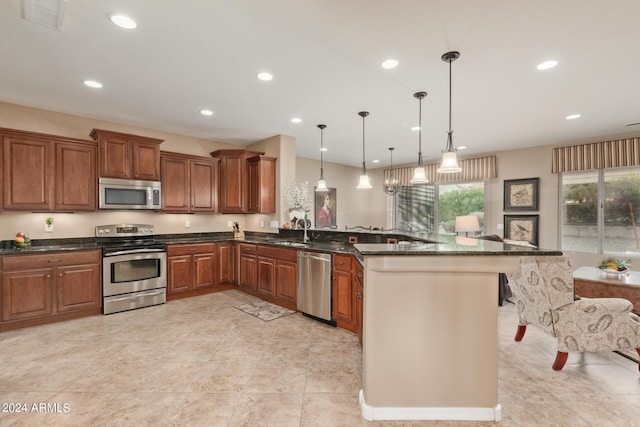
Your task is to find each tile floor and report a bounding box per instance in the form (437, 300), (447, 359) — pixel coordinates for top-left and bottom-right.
(1, 289), (639, 426)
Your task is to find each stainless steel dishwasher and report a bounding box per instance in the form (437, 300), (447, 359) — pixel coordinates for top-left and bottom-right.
(297, 251), (334, 324)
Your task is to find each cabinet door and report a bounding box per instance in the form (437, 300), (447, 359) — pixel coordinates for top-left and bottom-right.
(219, 153), (245, 213)
(55, 142), (97, 211)
(333, 269), (354, 330)
(247, 156), (276, 213)
(190, 159), (217, 212)
(132, 140), (160, 181)
(99, 134), (130, 178)
(257, 256), (276, 297)
(193, 253), (216, 290)
(275, 260), (297, 307)
(239, 254), (257, 291)
(56, 263), (101, 312)
(218, 242), (234, 284)
(167, 255), (193, 295)
(3, 136), (52, 210)
(1, 269), (54, 321)
(161, 155), (189, 212)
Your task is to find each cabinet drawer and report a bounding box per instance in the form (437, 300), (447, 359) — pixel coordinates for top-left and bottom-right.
(239, 243), (257, 255)
(1, 250), (101, 271)
(167, 242), (216, 256)
(333, 254), (352, 272)
(257, 245), (297, 262)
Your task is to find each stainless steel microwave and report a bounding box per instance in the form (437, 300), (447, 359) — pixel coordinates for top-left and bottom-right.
(98, 177), (162, 210)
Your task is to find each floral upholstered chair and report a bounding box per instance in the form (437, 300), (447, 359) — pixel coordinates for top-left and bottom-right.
(507, 255), (640, 371)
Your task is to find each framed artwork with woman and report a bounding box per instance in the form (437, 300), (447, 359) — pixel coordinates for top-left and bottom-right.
(315, 188), (337, 227)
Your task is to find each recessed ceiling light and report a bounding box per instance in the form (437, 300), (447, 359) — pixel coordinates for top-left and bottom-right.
(257, 72), (273, 81)
(320, 147), (328, 152)
(566, 114), (581, 120)
(83, 80), (103, 89)
(372, 159), (380, 163)
(200, 109), (214, 116)
(381, 59), (399, 70)
(411, 126), (420, 131)
(537, 60), (558, 70)
(457, 146), (467, 150)
(109, 14), (137, 29)
(291, 118), (302, 123)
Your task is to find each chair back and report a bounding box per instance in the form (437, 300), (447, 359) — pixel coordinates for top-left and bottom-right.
(507, 255), (574, 337)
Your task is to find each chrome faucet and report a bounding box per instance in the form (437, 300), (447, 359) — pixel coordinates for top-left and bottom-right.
(303, 215), (310, 243)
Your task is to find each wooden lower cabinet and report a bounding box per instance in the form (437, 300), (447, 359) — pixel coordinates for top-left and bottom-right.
(217, 241), (235, 285)
(238, 243), (258, 292)
(167, 243), (222, 299)
(333, 254), (355, 332)
(0, 250), (101, 331)
(236, 244), (298, 311)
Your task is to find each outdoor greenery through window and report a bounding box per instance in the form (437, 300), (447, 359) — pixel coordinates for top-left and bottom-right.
(392, 182), (484, 234)
(561, 168), (640, 254)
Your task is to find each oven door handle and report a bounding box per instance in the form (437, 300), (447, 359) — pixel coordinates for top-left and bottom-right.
(105, 248), (165, 256)
(107, 290), (165, 302)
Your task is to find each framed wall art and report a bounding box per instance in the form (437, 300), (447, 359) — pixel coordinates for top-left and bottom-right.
(314, 188), (337, 227)
(504, 214), (539, 246)
(504, 177), (539, 211)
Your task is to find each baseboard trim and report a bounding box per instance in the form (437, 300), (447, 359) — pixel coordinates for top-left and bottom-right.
(359, 390), (502, 422)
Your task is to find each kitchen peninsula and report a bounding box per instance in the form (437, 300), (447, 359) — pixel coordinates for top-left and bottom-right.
(353, 238), (561, 422)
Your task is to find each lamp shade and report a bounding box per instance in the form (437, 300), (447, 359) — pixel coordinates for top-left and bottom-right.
(316, 178), (328, 192)
(455, 215), (480, 233)
(410, 165), (428, 184)
(357, 174), (372, 189)
(437, 151), (461, 173)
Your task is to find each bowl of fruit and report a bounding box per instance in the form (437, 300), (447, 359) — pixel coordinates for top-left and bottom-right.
(14, 232), (30, 249)
(598, 257), (630, 278)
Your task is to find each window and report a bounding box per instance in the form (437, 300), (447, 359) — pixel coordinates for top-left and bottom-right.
(391, 181), (485, 234)
(561, 167), (640, 255)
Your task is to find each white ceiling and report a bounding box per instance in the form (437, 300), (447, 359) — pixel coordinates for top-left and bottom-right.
(2, 0), (640, 169)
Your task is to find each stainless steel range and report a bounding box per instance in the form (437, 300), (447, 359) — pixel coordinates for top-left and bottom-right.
(96, 224), (166, 314)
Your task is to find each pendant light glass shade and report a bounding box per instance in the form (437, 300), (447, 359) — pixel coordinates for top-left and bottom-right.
(410, 91), (429, 184)
(356, 111), (372, 189)
(315, 124), (329, 192)
(437, 51), (462, 174)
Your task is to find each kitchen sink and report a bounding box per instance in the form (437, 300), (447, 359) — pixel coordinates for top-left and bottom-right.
(278, 241), (308, 248)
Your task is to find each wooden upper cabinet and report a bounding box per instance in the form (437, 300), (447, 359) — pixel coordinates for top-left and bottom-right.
(160, 151), (218, 213)
(1, 128), (97, 211)
(247, 155), (276, 213)
(55, 142), (97, 211)
(91, 128), (163, 180)
(210, 149), (276, 214)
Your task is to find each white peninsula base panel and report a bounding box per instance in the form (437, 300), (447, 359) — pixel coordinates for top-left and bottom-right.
(359, 255), (520, 422)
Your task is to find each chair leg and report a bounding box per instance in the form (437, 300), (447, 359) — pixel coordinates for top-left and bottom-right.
(514, 325), (527, 341)
(552, 351), (568, 371)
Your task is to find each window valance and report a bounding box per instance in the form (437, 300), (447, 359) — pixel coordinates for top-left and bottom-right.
(384, 155), (497, 185)
(551, 136), (640, 173)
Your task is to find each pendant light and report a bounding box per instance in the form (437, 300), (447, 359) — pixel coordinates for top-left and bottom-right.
(437, 51), (462, 174)
(356, 111), (372, 189)
(383, 147), (399, 195)
(316, 124), (328, 192)
(410, 91), (429, 184)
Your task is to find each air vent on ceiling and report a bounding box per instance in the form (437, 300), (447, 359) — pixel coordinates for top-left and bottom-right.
(23, 0), (67, 31)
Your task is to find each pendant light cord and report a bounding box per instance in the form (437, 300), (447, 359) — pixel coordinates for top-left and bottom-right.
(359, 111), (369, 174)
(320, 126), (324, 180)
(418, 95), (423, 166)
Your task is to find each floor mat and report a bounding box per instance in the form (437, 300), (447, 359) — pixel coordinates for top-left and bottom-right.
(235, 299), (295, 321)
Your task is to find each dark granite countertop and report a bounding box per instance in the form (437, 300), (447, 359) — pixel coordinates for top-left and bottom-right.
(0, 229), (560, 258)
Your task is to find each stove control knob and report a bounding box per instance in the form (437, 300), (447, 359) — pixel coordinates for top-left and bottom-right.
(97, 229), (104, 235)
(103, 229), (110, 234)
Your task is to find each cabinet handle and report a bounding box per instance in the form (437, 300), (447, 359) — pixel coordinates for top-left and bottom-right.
(356, 272), (363, 278)
(48, 259), (61, 263)
(46, 274), (51, 278)
(58, 273), (63, 277)
(189, 248), (197, 251)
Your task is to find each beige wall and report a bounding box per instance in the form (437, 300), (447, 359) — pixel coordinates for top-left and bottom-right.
(294, 157), (387, 229)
